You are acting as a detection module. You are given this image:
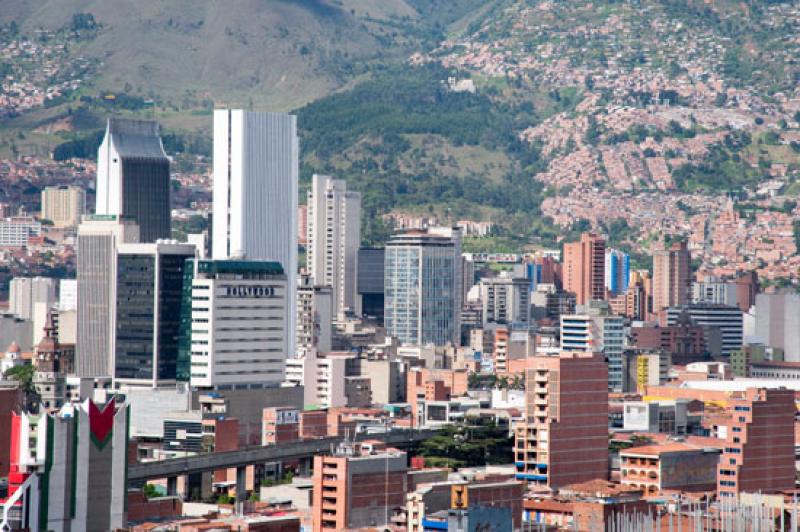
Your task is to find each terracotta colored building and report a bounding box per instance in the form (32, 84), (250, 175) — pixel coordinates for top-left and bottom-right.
(717, 388), (795, 497)
(262, 407), (300, 445)
(563, 233), (606, 306)
(312, 442), (408, 531)
(407, 368), (468, 427)
(652, 240), (691, 314)
(620, 443), (721, 495)
(514, 352), (609, 488)
(630, 319), (707, 366)
(0, 382), (22, 478)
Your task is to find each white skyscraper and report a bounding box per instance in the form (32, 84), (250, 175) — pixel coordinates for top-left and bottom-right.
(8, 276), (57, 321)
(212, 109), (299, 357)
(307, 174), (361, 320)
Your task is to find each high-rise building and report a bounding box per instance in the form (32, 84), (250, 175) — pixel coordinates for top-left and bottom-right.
(561, 302), (625, 392)
(181, 258), (288, 388)
(307, 174), (361, 320)
(665, 304), (743, 358)
(58, 279), (78, 311)
(652, 240), (691, 313)
(692, 275), (739, 307)
(563, 232), (606, 306)
(384, 228), (461, 346)
(40, 185), (86, 228)
(717, 388), (795, 497)
(514, 352), (608, 488)
(604, 249), (630, 297)
(0, 216), (41, 247)
(478, 272), (531, 327)
(312, 442), (408, 532)
(2, 399), (129, 531)
(95, 118), (171, 243)
(296, 274), (333, 358)
(8, 276), (57, 321)
(356, 247), (385, 323)
(754, 293), (800, 362)
(211, 109), (299, 357)
(114, 241), (195, 386)
(76, 216), (140, 378)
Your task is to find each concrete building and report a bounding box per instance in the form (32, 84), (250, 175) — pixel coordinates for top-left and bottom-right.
(0, 381), (22, 478)
(0, 315), (33, 352)
(692, 276), (739, 307)
(665, 304), (743, 358)
(285, 350), (361, 408)
(514, 352), (608, 489)
(262, 406), (300, 446)
(96, 118), (171, 242)
(40, 185), (86, 228)
(604, 248), (630, 297)
(76, 216), (140, 378)
(0, 216), (41, 247)
(312, 442), (407, 531)
(622, 350), (671, 393)
(58, 279), (77, 311)
(114, 241), (195, 386)
(407, 368), (469, 428)
(560, 303), (624, 392)
(182, 259), (288, 389)
(33, 317), (74, 412)
(2, 399), (129, 531)
(563, 232), (605, 306)
(630, 315), (707, 366)
(356, 247), (385, 323)
(652, 240), (691, 313)
(754, 293), (800, 362)
(384, 228), (461, 346)
(306, 174), (361, 320)
(620, 443), (721, 495)
(622, 400), (688, 434)
(211, 109), (298, 358)
(717, 388), (795, 497)
(296, 274), (332, 358)
(478, 272), (530, 327)
(8, 276), (56, 321)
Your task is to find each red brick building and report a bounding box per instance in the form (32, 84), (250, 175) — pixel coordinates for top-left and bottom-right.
(563, 233), (606, 306)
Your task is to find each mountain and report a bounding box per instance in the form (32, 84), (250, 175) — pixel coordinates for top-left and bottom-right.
(0, 0), (487, 110)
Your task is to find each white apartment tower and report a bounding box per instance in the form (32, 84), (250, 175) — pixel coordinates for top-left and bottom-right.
(212, 109), (299, 357)
(41, 185), (86, 227)
(307, 174), (361, 320)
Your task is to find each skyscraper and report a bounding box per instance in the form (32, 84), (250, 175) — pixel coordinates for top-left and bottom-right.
(8, 276), (57, 321)
(652, 240), (691, 313)
(114, 241), (195, 386)
(212, 109), (299, 357)
(76, 216), (140, 378)
(563, 232), (606, 306)
(604, 248), (630, 297)
(181, 258), (288, 388)
(95, 118), (171, 242)
(560, 302), (625, 392)
(306, 174), (361, 320)
(384, 228), (461, 346)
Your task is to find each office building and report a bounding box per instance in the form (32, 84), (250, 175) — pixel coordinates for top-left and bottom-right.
(96, 118), (171, 242)
(478, 272), (530, 327)
(623, 350), (671, 393)
(356, 247), (385, 323)
(182, 259), (288, 388)
(692, 275), (738, 307)
(307, 174), (361, 320)
(296, 274), (333, 358)
(622, 399), (687, 434)
(8, 276), (57, 321)
(76, 216), (140, 378)
(563, 232), (605, 306)
(514, 352), (608, 488)
(285, 350), (360, 408)
(262, 406), (300, 446)
(0, 216), (41, 247)
(560, 303), (625, 392)
(312, 442), (408, 531)
(114, 241), (195, 386)
(665, 304), (743, 358)
(384, 228), (461, 346)
(2, 399), (129, 531)
(652, 240), (691, 313)
(40, 185), (86, 228)
(717, 388), (795, 497)
(211, 109), (299, 357)
(630, 314), (707, 366)
(605, 248), (630, 297)
(754, 293), (800, 362)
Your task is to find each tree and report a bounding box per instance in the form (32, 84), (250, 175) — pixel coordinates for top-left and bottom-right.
(4, 365), (35, 394)
(143, 484), (161, 499)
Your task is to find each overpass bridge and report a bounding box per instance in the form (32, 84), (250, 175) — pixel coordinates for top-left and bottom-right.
(128, 428), (438, 484)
